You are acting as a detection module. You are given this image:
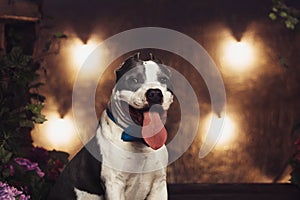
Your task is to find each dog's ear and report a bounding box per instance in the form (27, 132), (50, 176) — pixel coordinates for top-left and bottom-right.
(149, 53), (162, 64)
(115, 53), (143, 82)
(133, 52), (140, 60)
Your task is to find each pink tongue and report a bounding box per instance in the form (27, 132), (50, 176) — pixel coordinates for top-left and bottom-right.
(142, 111), (167, 150)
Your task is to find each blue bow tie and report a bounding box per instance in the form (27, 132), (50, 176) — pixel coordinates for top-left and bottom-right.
(106, 109), (147, 145)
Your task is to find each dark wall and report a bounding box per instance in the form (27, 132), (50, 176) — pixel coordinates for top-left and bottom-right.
(39, 0), (300, 183)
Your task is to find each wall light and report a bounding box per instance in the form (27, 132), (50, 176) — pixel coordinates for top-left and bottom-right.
(222, 39), (255, 71)
(218, 115), (235, 146)
(44, 112), (77, 150)
(202, 114), (237, 150)
(71, 39), (98, 69)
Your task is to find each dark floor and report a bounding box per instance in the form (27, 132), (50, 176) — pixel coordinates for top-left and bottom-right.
(168, 184), (300, 200)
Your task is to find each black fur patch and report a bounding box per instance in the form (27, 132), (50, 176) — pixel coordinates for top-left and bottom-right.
(47, 137), (104, 200)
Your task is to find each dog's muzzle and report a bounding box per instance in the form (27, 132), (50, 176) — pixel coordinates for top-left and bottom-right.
(146, 89), (163, 105)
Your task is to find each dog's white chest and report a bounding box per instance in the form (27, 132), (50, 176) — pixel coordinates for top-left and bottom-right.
(96, 111), (168, 200)
(101, 165), (166, 200)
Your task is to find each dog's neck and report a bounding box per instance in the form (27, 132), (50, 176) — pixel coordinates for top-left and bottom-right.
(107, 94), (148, 144)
(108, 98), (132, 129)
(97, 110), (169, 173)
(106, 108), (147, 144)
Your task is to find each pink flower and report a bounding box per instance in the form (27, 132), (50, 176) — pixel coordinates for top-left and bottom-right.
(35, 167), (45, 178)
(14, 157), (45, 178)
(0, 181), (30, 200)
(19, 194), (30, 200)
(14, 158), (37, 171)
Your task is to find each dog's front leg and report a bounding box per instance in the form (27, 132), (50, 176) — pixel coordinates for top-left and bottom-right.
(102, 166), (126, 200)
(105, 182), (125, 200)
(146, 174), (167, 200)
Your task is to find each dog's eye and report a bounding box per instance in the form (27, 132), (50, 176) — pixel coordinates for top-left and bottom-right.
(159, 77), (168, 84)
(128, 77), (138, 84)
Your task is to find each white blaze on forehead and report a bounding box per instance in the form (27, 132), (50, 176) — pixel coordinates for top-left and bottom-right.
(143, 61), (160, 82)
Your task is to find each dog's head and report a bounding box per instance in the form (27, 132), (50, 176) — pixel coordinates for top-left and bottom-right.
(109, 53), (173, 150)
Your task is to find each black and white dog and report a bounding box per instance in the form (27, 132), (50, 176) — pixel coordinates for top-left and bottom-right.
(48, 53), (174, 200)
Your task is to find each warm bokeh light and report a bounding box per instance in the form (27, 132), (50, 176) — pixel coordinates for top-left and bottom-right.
(71, 38), (98, 69)
(218, 115), (235, 146)
(31, 35), (106, 155)
(222, 39), (255, 71)
(32, 110), (81, 154)
(44, 113), (77, 150)
(202, 113), (237, 150)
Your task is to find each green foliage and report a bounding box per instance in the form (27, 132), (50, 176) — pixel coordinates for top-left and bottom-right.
(0, 47), (69, 199)
(269, 0), (299, 29)
(53, 32), (68, 39)
(0, 47), (46, 148)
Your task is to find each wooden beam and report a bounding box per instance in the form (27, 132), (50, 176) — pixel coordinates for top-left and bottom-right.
(0, 0), (40, 19)
(0, 14), (39, 22)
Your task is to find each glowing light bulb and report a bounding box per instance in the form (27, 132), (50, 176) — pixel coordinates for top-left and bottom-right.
(222, 40), (254, 70)
(218, 116), (235, 146)
(72, 40), (98, 68)
(45, 113), (75, 149)
(202, 114), (236, 150)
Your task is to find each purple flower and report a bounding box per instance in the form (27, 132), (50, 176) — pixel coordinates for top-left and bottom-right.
(35, 167), (45, 178)
(14, 158), (37, 171)
(0, 182), (30, 200)
(19, 194), (30, 200)
(14, 157), (45, 178)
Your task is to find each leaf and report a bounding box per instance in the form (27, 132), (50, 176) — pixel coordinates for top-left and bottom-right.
(25, 103), (47, 123)
(11, 47), (31, 65)
(285, 22), (295, 29)
(4, 47), (32, 69)
(19, 120), (34, 128)
(280, 11), (288, 18)
(53, 32), (67, 39)
(32, 114), (47, 124)
(25, 103), (44, 115)
(272, 7), (278, 12)
(3, 152), (13, 163)
(269, 12), (277, 20)
(0, 147), (13, 163)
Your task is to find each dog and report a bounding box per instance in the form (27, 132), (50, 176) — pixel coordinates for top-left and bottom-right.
(47, 53), (174, 200)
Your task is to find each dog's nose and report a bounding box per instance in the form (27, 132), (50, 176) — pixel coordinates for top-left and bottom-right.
(146, 89), (163, 104)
